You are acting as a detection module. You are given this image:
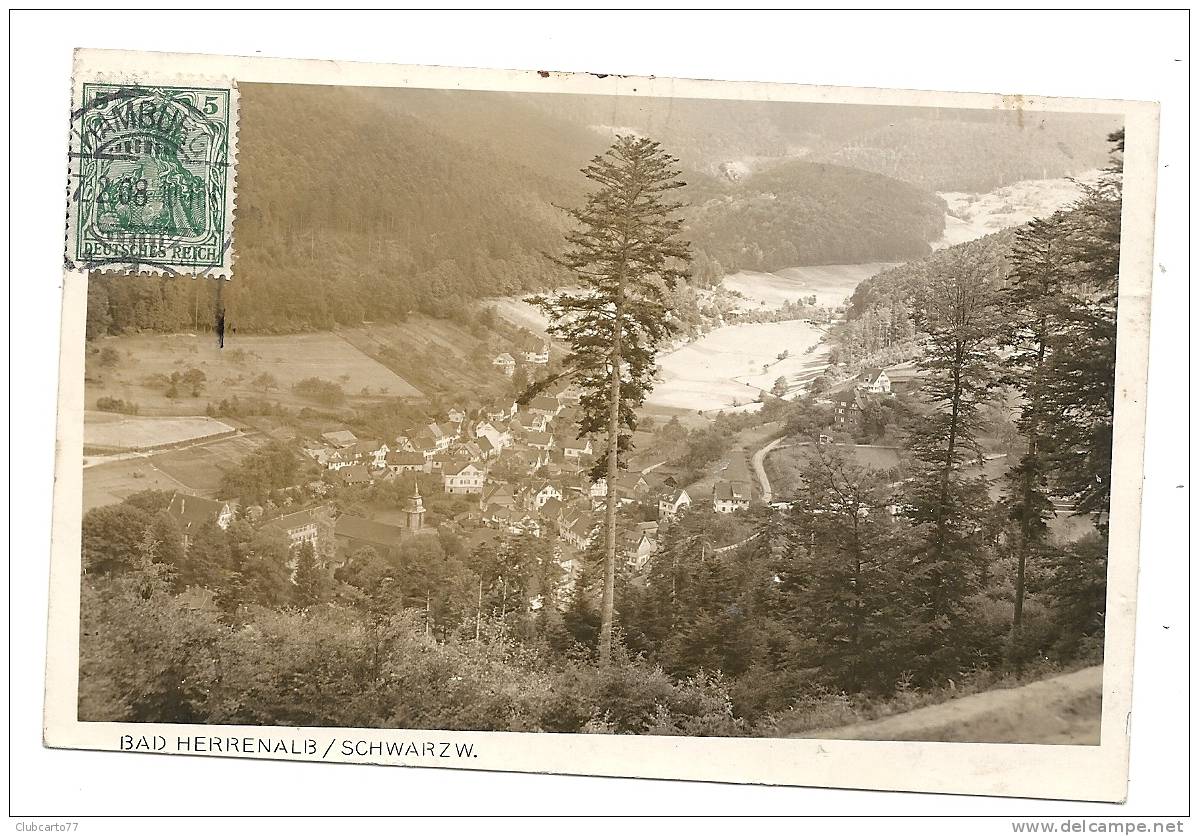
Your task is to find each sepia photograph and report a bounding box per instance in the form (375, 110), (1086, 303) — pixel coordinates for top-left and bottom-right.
(71, 74), (1130, 746)
(31, 37), (1171, 803)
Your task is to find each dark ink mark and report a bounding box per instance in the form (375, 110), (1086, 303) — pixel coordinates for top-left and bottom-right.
(215, 286), (227, 348)
(538, 70), (550, 78)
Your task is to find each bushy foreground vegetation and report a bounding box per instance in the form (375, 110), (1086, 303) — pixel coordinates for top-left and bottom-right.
(80, 560), (743, 735)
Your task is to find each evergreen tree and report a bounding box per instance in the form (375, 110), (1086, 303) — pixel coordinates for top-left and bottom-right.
(293, 540), (327, 607)
(220, 523), (293, 611)
(1041, 132), (1123, 522)
(999, 213), (1067, 650)
(791, 445), (907, 692)
(81, 504), (153, 576)
(528, 135), (691, 664)
(1044, 532), (1108, 661)
(901, 245), (1003, 681)
(562, 553), (601, 652)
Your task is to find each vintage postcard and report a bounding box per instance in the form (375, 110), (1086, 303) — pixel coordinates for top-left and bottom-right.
(46, 48), (1160, 800)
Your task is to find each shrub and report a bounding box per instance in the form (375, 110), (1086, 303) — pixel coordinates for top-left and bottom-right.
(95, 396), (139, 415)
(293, 377), (346, 407)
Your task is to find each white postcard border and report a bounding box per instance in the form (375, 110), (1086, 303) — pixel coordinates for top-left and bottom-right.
(45, 48), (1161, 801)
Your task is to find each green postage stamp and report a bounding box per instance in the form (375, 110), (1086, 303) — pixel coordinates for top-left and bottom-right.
(66, 77), (239, 277)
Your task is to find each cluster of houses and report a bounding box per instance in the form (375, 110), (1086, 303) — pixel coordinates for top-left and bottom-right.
(163, 480), (433, 579)
(289, 373), (774, 577)
(163, 354), (771, 598)
(299, 384), (592, 494)
(825, 366), (893, 431)
(491, 336), (551, 377)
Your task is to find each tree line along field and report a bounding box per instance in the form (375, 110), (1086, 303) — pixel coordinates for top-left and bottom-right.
(85, 331), (424, 417)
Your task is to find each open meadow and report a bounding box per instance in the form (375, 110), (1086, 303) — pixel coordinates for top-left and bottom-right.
(84, 412), (237, 451)
(723, 262), (895, 310)
(765, 442), (905, 501)
(86, 332), (422, 417)
(337, 316), (507, 399)
(486, 296), (553, 332)
(934, 172), (1098, 250)
(651, 319), (826, 412)
(683, 421), (785, 501)
(82, 431), (268, 511)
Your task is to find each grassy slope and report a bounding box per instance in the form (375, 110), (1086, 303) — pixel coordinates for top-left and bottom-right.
(786, 665), (1102, 744)
(86, 332), (422, 417)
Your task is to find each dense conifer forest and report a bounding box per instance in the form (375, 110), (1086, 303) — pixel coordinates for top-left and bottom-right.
(84, 86), (1114, 336)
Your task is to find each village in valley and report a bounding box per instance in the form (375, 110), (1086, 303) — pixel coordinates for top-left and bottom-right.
(106, 326), (771, 607)
(74, 85), (1122, 741)
(94, 310), (933, 620)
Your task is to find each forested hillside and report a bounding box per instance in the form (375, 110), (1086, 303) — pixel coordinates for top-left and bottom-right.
(810, 115), (1121, 192)
(686, 161), (945, 280)
(82, 85), (1118, 338)
(87, 86), (947, 337)
(832, 230), (1017, 367)
(526, 92), (1118, 190)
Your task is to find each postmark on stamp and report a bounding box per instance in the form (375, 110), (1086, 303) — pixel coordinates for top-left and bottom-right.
(65, 80), (239, 277)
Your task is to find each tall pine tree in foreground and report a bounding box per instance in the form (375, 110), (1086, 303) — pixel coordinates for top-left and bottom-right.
(529, 136), (691, 664)
(792, 444), (906, 692)
(902, 246), (1003, 680)
(1000, 213), (1066, 652)
(1041, 131), (1123, 523)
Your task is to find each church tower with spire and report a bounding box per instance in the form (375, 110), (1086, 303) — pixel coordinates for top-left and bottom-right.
(402, 481), (425, 532)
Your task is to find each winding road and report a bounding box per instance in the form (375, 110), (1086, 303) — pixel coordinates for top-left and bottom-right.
(751, 436), (787, 504)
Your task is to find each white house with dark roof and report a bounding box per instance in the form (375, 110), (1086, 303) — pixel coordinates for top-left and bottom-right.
(855, 367), (892, 394)
(484, 400), (518, 422)
(658, 487), (692, 520)
(477, 423), (513, 452)
(527, 395), (563, 417)
(525, 431), (555, 452)
(324, 449), (355, 472)
(562, 436), (593, 460)
(334, 514), (407, 561)
(712, 480), (751, 514)
(443, 461), (486, 494)
(520, 340), (550, 365)
(336, 464), (374, 487)
(528, 482), (562, 511)
(476, 435), (498, 460)
(482, 482), (515, 511)
(260, 506), (328, 552)
(386, 450), (427, 475)
(410, 431), (441, 460)
(622, 531), (658, 571)
(512, 410), (551, 434)
(562, 517), (596, 549)
(351, 439), (389, 469)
